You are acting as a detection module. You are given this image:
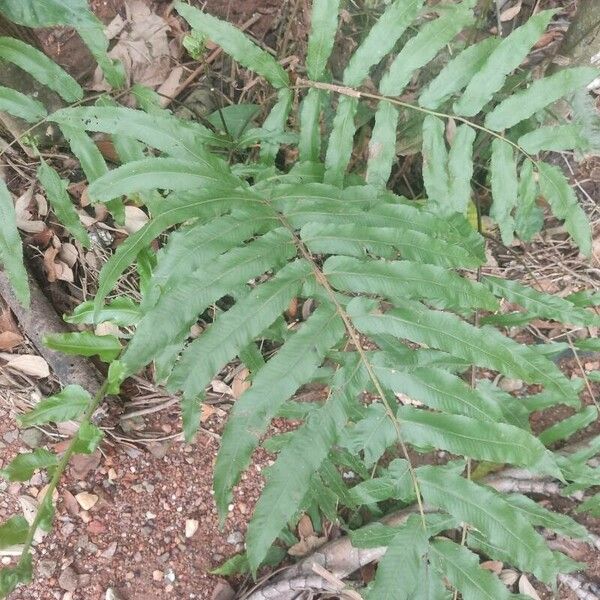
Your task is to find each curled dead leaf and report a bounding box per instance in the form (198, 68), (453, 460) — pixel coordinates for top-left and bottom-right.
(500, 1), (522, 22)
(0, 331), (23, 351)
(231, 367), (250, 399)
(5, 354), (50, 378)
(297, 514), (315, 540)
(288, 534), (328, 557)
(124, 205), (149, 234)
(518, 574), (542, 599)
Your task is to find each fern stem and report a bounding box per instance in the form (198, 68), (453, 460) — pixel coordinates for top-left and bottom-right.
(271, 207), (429, 527)
(16, 378), (109, 567)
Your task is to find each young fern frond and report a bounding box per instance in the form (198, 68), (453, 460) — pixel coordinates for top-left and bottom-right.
(1, 1), (599, 598)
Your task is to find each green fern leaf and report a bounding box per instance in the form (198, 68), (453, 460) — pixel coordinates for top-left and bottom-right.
(418, 466), (558, 583)
(519, 124), (588, 155)
(323, 255), (498, 311)
(514, 160), (543, 241)
(37, 161), (90, 248)
(0, 0), (124, 87)
(399, 407), (558, 474)
(368, 515), (429, 600)
(350, 299), (577, 402)
(367, 102), (399, 188)
(422, 115), (449, 209)
(348, 458), (413, 505)
(0, 86), (46, 122)
(142, 208), (276, 309)
(489, 139), (518, 245)
(0, 179), (29, 306)
(372, 361), (503, 421)
(482, 276), (599, 326)
(0, 554), (32, 598)
(0, 449), (57, 482)
(342, 403), (396, 467)
(260, 88), (292, 164)
(50, 106), (218, 161)
(175, 2), (288, 89)
(302, 222), (480, 268)
(18, 385), (91, 427)
(539, 406), (597, 446)
(447, 124), (476, 215)
(429, 538), (511, 600)
(0, 36), (82, 101)
(245, 356), (364, 573)
(343, 0), (423, 87)
(215, 305), (344, 521)
(504, 493), (588, 539)
(324, 95), (359, 186)
(0, 516), (28, 550)
(64, 298), (141, 326)
(122, 229), (296, 375)
(43, 332), (121, 363)
(299, 89), (323, 161)
(485, 67), (599, 131)
(306, 0), (339, 80)
(538, 162), (592, 256)
(414, 562), (452, 600)
(88, 157), (237, 202)
(379, 6), (474, 96)
(71, 422), (103, 455)
(94, 188), (251, 310)
(59, 123), (108, 182)
(169, 259), (311, 400)
(454, 10), (554, 116)
(419, 37), (500, 109)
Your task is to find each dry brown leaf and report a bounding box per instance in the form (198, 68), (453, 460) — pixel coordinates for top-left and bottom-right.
(91, 0), (172, 91)
(157, 66), (183, 107)
(288, 534), (328, 557)
(297, 514), (315, 539)
(211, 379), (233, 395)
(14, 186), (34, 220)
(201, 404), (217, 422)
(43, 246), (60, 282)
(95, 139), (120, 163)
(59, 243), (79, 268)
(231, 367), (250, 399)
(500, 1), (522, 22)
(500, 569), (519, 586)
(0, 331), (23, 351)
(6, 354), (50, 378)
(480, 560), (503, 575)
(35, 193), (48, 217)
(54, 260), (74, 283)
(123, 205), (149, 234)
(17, 219), (46, 234)
(518, 574), (542, 599)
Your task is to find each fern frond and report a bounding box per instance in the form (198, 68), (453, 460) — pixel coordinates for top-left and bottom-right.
(489, 139), (518, 245)
(0, 179), (29, 306)
(0, 36), (82, 101)
(0, 86), (46, 122)
(453, 10), (554, 116)
(418, 466), (558, 583)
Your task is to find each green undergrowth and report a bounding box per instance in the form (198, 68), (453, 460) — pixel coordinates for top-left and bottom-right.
(0, 0), (600, 597)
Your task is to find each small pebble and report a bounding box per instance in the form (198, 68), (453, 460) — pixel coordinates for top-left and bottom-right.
(185, 519), (199, 538)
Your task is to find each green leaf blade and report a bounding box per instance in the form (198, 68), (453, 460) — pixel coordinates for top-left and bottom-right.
(43, 332), (121, 363)
(486, 67), (599, 131)
(0, 36), (82, 101)
(175, 2), (289, 88)
(215, 305), (345, 525)
(454, 10), (555, 116)
(18, 385), (91, 427)
(37, 161), (90, 247)
(0, 179), (29, 306)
